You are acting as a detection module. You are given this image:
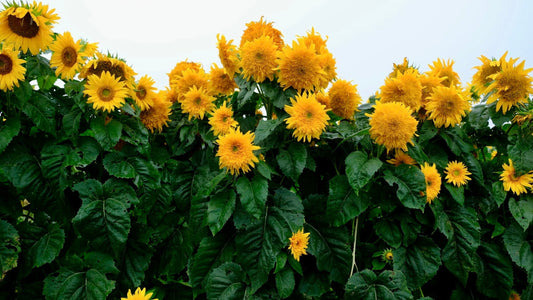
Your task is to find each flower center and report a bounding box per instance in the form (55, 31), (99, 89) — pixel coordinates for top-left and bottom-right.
(0, 54), (14, 75)
(453, 169), (460, 176)
(98, 87), (115, 102)
(136, 87), (147, 100)
(194, 97), (202, 105)
(7, 12), (40, 38)
(306, 111), (313, 119)
(255, 52), (264, 60)
(232, 144), (240, 153)
(61, 46), (77, 67)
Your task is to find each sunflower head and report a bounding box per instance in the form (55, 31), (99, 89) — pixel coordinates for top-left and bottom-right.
(216, 34), (241, 76)
(425, 85), (471, 128)
(208, 101), (238, 136)
(140, 91), (172, 133)
(387, 150), (417, 166)
(366, 101), (418, 153)
(209, 63), (237, 95)
(80, 52), (136, 87)
(215, 127), (260, 175)
(276, 40), (325, 92)
(444, 161), (471, 187)
(297, 27), (328, 54)
(170, 67), (210, 102)
(315, 90), (330, 109)
(284, 93), (330, 142)
(472, 52), (508, 95)
(328, 79), (362, 120)
(379, 69), (422, 111)
(240, 35), (278, 83)
(421, 162), (442, 204)
(317, 48), (337, 89)
(380, 248), (394, 264)
(0, 47), (26, 91)
(240, 17), (284, 50)
(419, 74), (445, 106)
(500, 159), (533, 195)
(426, 58), (461, 88)
(167, 60), (202, 86)
(389, 57), (419, 78)
(133, 75), (157, 111)
(121, 287), (157, 300)
(83, 71), (129, 113)
(181, 86), (215, 120)
(288, 228), (310, 262)
(49, 31), (82, 80)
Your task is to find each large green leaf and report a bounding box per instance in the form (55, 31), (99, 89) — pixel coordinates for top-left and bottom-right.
(306, 224), (351, 283)
(393, 236), (441, 289)
(508, 138), (533, 173)
(103, 152), (137, 179)
(254, 118), (283, 145)
(374, 219), (402, 248)
(235, 175), (268, 219)
(120, 239), (153, 288)
(206, 262), (246, 300)
(476, 242), (513, 299)
(156, 227), (193, 276)
(509, 197), (533, 231)
(503, 221), (533, 284)
(345, 151), (382, 195)
(0, 219), (20, 277)
(27, 223), (65, 268)
(129, 156), (161, 189)
(90, 116), (122, 150)
(0, 115), (21, 154)
(345, 269), (412, 300)
(276, 143), (307, 182)
(43, 268), (115, 300)
(276, 267), (295, 299)
(22, 92), (57, 135)
(327, 175), (369, 226)
(439, 127), (474, 155)
(384, 165), (426, 210)
(207, 190), (236, 235)
(0, 144), (42, 189)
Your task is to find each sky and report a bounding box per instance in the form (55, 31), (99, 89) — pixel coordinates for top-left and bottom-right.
(44, 0), (533, 100)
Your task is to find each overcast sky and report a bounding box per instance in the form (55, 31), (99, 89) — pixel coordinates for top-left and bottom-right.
(46, 0), (532, 100)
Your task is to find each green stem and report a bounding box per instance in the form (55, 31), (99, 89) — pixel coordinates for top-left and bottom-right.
(419, 287), (425, 298)
(349, 217), (359, 276)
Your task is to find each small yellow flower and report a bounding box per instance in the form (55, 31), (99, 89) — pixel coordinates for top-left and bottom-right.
(328, 79), (362, 120)
(387, 151), (417, 166)
(381, 248), (394, 264)
(208, 101), (238, 136)
(426, 58), (461, 88)
(500, 159), (533, 195)
(216, 128), (260, 175)
(444, 161), (471, 187)
(288, 228), (310, 262)
(121, 287), (157, 300)
(421, 162), (441, 204)
(284, 93), (330, 142)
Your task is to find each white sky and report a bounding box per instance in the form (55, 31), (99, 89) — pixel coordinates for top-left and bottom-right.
(46, 0), (532, 100)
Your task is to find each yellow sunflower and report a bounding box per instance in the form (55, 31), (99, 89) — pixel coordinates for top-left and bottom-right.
(284, 93), (330, 142)
(209, 63), (237, 95)
(208, 101), (238, 136)
(500, 159), (533, 195)
(0, 47), (26, 91)
(421, 162), (441, 204)
(216, 34), (240, 76)
(215, 128), (260, 175)
(167, 60), (202, 86)
(240, 17), (284, 50)
(317, 48), (337, 89)
(240, 35), (277, 83)
(471, 52), (508, 95)
(181, 86), (215, 120)
(80, 53), (136, 87)
(132, 75), (156, 111)
(140, 91), (172, 133)
(425, 85), (470, 128)
(366, 101), (418, 153)
(276, 40), (325, 91)
(381, 248), (394, 264)
(0, 2), (58, 55)
(444, 161), (471, 187)
(170, 68), (210, 103)
(486, 57), (533, 114)
(49, 31), (82, 80)
(288, 228), (310, 262)
(379, 69), (422, 111)
(121, 287), (157, 300)
(160, 87), (179, 103)
(315, 90), (330, 109)
(419, 74), (444, 107)
(387, 151), (417, 166)
(426, 58), (461, 88)
(297, 28), (327, 54)
(83, 71), (129, 112)
(389, 57), (419, 78)
(328, 79), (362, 120)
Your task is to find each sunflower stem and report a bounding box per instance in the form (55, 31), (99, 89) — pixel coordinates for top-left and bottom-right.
(349, 217), (359, 276)
(419, 287), (425, 298)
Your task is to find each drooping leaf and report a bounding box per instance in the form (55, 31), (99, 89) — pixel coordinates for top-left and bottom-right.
(0, 144), (42, 189)
(254, 118), (283, 145)
(43, 268), (115, 300)
(345, 269), (412, 300)
(90, 116), (122, 150)
(276, 143), (307, 182)
(0, 219), (20, 277)
(28, 223), (65, 268)
(276, 267), (295, 299)
(345, 151), (382, 195)
(374, 219), (402, 248)
(503, 221), (533, 283)
(393, 236), (441, 289)
(509, 197), (533, 231)
(384, 165), (426, 210)
(129, 156), (161, 189)
(0, 115), (21, 154)
(120, 239), (153, 289)
(476, 242), (514, 299)
(103, 152), (137, 179)
(156, 227), (193, 276)
(207, 190), (236, 235)
(445, 184), (464, 206)
(236, 175), (268, 219)
(22, 92), (57, 135)
(327, 175), (369, 226)
(206, 262), (246, 300)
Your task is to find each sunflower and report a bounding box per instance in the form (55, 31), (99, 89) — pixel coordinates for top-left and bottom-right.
(0, 47), (26, 91)
(167, 60), (202, 86)
(381, 248), (394, 264)
(276, 40), (325, 91)
(121, 287), (157, 300)
(0, 2), (58, 55)
(366, 101), (418, 153)
(471, 52), (508, 95)
(288, 228), (310, 262)
(216, 34), (240, 76)
(486, 57), (533, 114)
(328, 79), (362, 119)
(140, 91), (172, 133)
(379, 69), (422, 111)
(421, 162), (441, 204)
(387, 150), (417, 166)
(208, 101), (238, 136)
(500, 159), (533, 195)
(389, 57), (419, 78)
(132, 75), (156, 111)
(170, 68), (210, 102)
(317, 48), (337, 89)
(444, 161), (471, 187)
(315, 90), (330, 109)
(181, 86), (215, 120)
(215, 128), (260, 175)
(419, 74), (444, 106)
(425, 85), (470, 128)
(160, 87), (179, 103)
(240, 35), (277, 83)
(209, 63), (237, 95)
(240, 17), (284, 50)
(426, 58), (461, 88)
(83, 71), (129, 112)
(284, 93), (330, 142)
(80, 53), (136, 87)
(49, 31), (82, 80)
(297, 28), (327, 54)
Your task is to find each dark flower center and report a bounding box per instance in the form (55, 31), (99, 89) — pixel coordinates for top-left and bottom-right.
(61, 47), (77, 67)
(98, 87), (114, 102)
(8, 12), (39, 38)
(0, 54), (14, 75)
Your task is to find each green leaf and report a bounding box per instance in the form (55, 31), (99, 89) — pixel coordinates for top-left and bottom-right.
(206, 262), (246, 300)
(84, 252), (120, 275)
(503, 221), (533, 283)
(28, 223), (65, 268)
(345, 151), (382, 195)
(43, 268), (115, 300)
(374, 219), (402, 248)
(440, 128), (474, 155)
(72, 179), (103, 203)
(22, 92), (57, 135)
(468, 104), (489, 130)
(306, 224), (351, 283)
(276, 267), (295, 299)
(37, 74), (57, 90)
(445, 184), (464, 206)
(13, 80), (33, 103)
(491, 181), (507, 207)
(255, 118), (283, 145)
(297, 272), (330, 298)
(384, 165), (426, 210)
(276, 143), (307, 182)
(103, 152), (137, 179)
(508, 139), (533, 174)
(476, 242), (514, 299)
(120, 239), (153, 288)
(0, 144), (41, 189)
(129, 157), (161, 189)
(327, 175), (369, 226)
(236, 175), (268, 219)
(207, 190), (236, 235)
(345, 269), (412, 300)
(465, 153), (484, 185)
(393, 236), (441, 289)
(256, 160), (273, 180)
(62, 109), (82, 137)
(156, 227), (193, 276)
(509, 197), (533, 231)
(418, 121), (438, 145)
(0, 115), (21, 154)
(90, 116), (122, 150)
(0, 219), (20, 277)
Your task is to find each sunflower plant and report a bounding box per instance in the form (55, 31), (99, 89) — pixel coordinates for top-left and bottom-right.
(0, 3), (532, 300)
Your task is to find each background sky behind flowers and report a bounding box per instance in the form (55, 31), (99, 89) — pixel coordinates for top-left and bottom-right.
(46, 0), (532, 100)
